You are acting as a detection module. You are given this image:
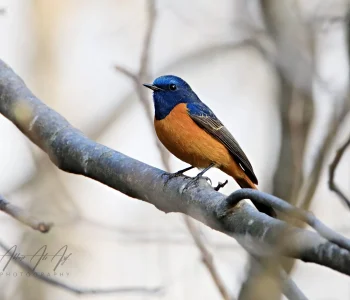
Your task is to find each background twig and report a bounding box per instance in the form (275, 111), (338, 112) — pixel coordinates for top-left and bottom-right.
(328, 133), (350, 208)
(0, 195), (52, 233)
(183, 217), (231, 300)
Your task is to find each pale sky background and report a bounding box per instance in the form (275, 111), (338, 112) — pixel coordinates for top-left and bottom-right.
(0, 0), (349, 299)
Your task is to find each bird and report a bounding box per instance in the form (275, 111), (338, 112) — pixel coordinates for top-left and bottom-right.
(143, 75), (274, 217)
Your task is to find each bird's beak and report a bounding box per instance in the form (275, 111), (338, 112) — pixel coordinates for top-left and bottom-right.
(143, 83), (163, 91)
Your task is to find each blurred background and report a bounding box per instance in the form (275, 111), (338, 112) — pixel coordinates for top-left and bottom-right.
(0, 0), (349, 299)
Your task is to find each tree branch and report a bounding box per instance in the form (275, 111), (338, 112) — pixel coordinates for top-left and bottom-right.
(0, 195), (52, 232)
(222, 189), (350, 252)
(328, 134), (350, 208)
(0, 59), (350, 278)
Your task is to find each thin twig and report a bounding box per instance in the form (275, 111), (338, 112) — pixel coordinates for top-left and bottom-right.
(221, 189), (350, 252)
(279, 267), (308, 300)
(114, 66), (138, 81)
(0, 240), (162, 295)
(115, 1), (171, 167)
(298, 107), (349, 210)
(328, 133), (350, 208)
(238, 255), (281, 300)
(183, 217), (231, 300)
(139, 0), (156, 79)
(239, 255), (308, 300)
(0, 195), (52, 233)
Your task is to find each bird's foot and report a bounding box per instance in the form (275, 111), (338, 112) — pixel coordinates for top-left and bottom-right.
(162, 171), (184, 185)
(183, 175), (212, 191)
(162, 166), (194, 185)
(214, 180), (228, 191)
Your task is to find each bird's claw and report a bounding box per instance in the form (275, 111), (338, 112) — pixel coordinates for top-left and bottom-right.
(183, 175), (212, 191)
(162, 171), (185, 185)
(214, 180), (228, 191)
(203, 176), (212, 185)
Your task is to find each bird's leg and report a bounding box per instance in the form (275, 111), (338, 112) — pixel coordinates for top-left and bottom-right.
(162, 166), (195, 184)
(173, 166), (195, 176)
(183, 163), (215, 190)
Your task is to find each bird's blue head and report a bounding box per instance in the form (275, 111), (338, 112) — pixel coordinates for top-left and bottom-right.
(143, 75), (201, 120)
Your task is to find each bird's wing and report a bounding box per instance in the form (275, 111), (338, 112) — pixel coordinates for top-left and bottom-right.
(187, 102), (258, 184)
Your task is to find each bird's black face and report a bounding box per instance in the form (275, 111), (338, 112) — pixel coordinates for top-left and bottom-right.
(143, 75), (200, 120)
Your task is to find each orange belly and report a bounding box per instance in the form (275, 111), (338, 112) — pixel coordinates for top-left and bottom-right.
(154, 103), (233, 168)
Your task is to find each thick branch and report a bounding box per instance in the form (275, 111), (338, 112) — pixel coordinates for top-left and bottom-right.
(0, 59), (350, 277)
(222, 189), (350, 252)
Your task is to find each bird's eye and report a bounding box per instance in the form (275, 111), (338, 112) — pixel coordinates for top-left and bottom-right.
(169, 84), (177, 91)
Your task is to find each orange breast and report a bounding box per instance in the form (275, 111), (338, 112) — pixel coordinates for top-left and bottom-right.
(154, 103), (233, 168)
